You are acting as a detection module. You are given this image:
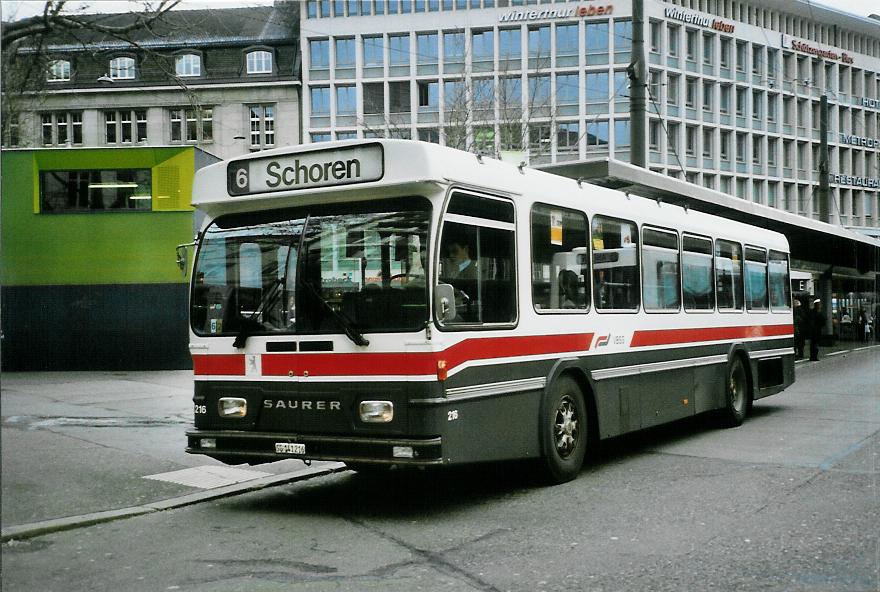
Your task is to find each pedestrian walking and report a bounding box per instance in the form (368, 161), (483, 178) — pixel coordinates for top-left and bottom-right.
(793, 299), (806, 359)
(808, 298), (824, 361)
(857, 308), (868, 343)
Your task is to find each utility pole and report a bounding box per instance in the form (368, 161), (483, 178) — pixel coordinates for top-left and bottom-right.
(817, 93), (830, 223)
(628, 0), (647, 168)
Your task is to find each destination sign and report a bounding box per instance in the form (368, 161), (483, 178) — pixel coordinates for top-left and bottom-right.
(227, 144), (384, 196)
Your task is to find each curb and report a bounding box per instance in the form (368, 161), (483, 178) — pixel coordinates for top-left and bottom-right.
(1, 462), (347, 543)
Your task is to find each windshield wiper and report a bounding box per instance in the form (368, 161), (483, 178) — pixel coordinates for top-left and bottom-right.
(300, 279), (369, 347)
(232, 278), (284, 349)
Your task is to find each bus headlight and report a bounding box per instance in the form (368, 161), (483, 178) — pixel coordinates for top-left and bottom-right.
(359, 400), (393, 423)
(218, 397), (247, 418)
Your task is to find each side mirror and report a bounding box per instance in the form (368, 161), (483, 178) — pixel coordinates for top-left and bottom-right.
(176, 242), (195, 277)
(434, 283), (457, 323)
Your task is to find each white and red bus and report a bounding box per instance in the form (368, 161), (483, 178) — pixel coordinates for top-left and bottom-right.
(185, 140), (794, 483)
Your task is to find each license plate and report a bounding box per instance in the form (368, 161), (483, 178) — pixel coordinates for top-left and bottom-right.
(275, 442), (306, 455)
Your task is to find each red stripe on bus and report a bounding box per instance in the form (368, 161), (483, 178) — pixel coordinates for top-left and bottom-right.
(193, 333), (593, 377)
(193, 354), (246, 376)
(630, 324), (793, 347)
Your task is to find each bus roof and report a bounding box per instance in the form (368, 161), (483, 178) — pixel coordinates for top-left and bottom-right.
(192, 139), (789, 252)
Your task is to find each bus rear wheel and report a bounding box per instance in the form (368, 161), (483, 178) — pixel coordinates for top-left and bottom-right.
(539, 376), (587, 484)
(720, 356), (749, 428)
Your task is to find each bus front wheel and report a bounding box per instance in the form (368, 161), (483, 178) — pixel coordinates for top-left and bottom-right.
(720, 356), (749, 428)
(539, 376), (587, 484)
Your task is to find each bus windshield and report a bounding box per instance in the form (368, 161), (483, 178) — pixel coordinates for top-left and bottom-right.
(191, 198), (430, 339)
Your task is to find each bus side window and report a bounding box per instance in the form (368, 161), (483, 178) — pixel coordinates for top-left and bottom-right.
(530, 204), (590, 312)
(641, 227), (680, 312)
(744, 246), (768, 312)
(715, 239), (743, 311)
(768, 250), (791, 311)
(682, 234), (715, 312)
(592, 215), (640, 311)
(438, 193), (516, 326)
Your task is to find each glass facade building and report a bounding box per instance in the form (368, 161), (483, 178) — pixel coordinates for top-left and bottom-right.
(301, 0), (880, 232)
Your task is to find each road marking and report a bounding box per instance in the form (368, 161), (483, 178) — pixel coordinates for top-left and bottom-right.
(144, 465), (272, 489)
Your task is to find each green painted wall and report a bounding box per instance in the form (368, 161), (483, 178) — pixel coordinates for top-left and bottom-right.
(1, 147), (197, 287)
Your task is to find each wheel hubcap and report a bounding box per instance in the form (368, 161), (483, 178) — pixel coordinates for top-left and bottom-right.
(554, 395), (579, 458)
(729, 365), (745, 412)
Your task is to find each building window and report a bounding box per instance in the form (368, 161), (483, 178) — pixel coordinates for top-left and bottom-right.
(528, 74), (551, 107)
(702, 33), (713, 64)
(105, 109), (147, 144)
(735, 133), (746, 163)
(615, 119), (630, 149)
(418, 128), (440, 143)
(752, 91), (762, 120)
(47, 59), (71, 82)
(472, 29), (494, 65)
(702, 128), (713, 158)
(40, 169), (152, 213)
(389, 33), (410, 66)
(109, 56), (136, 80)
(556, 73), (579, 107)
(685, 29), (697, 61)
(310, 39), (330, 69)
(529, 123), (551, 156)
(649, 20), (662, 53)
(336, 85), (357, 115)
(667, 74), (679, 105)
(334, 39), (355, 70)
(246, 50), (273, 74)
(444, 31), (465, 66)
(585, 22), (609, 64)
(667, 122), (679, 155)
(170, 107), (212, 143)
(667, 25), (679, 57)
(557, 122), (579, 155)
(311, 87), (330, 115)
(649, 119), (660, 151)
(4, 113), (20, 147)
(556, 24), (578, 58)
(719, 85), (731, 114)
(735, 41), (747, 73)
(686, 78), (697, 108)
(41, 112), (83, 146)
(720, 38), (731, 68)
(311, 132), (331, 143)
(586, 120), (609, 151)
(363, 35), (384, 67)
(614, 20), (632, 61)
(175, 54), (201, 77)
(703, 81), (714, 111)
(686, 125), (697, 157)
(528, 24), (550, 60)
(417, 32), (439, 66)
(499, 27), (521, 61)
(720, 130), (731, 161)
(249, 104), (275, 150)
(585, 72), (609, 104)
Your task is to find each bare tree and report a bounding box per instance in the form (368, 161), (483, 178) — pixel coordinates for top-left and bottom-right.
(1, 0), (182, 145)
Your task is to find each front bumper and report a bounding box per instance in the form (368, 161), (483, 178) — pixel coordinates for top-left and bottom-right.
(186, 429), (444, 466)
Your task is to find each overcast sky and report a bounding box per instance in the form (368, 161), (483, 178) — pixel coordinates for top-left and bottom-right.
(1, 0), (876, 21)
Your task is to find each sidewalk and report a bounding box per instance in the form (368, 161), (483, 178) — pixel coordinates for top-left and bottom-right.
(0, 371), (343, 541)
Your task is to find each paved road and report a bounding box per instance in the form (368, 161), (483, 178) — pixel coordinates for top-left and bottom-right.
(2, 347), (878, 591)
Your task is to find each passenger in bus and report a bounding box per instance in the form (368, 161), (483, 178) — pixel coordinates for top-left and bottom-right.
(559, 269), (580, 309)
(445, 240), (477, 280)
